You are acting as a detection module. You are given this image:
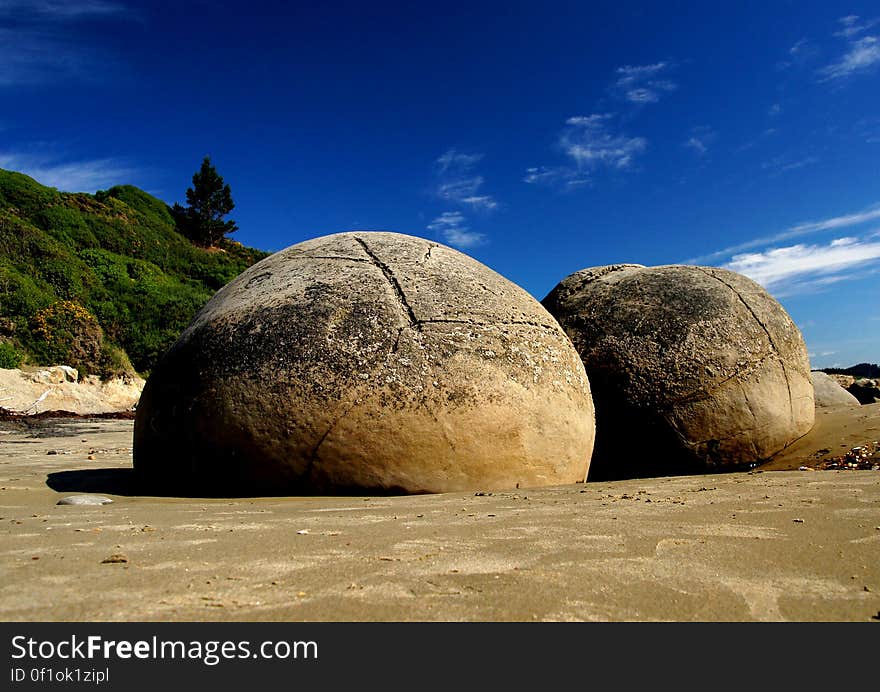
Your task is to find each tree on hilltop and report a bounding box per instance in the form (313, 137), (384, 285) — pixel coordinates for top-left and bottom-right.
(172, 156), (238, 247)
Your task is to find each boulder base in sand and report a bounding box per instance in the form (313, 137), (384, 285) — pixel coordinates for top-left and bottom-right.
(543, 264), (814, 480)
(134, 231), (595, 494)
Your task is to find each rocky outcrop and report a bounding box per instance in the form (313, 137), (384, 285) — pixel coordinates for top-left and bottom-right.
(0, 367), (143, 415)
(543, 264), (815, 480)
(134, 231), (596, 495)
(848, 378), (880, 404)
(826, 373), (880, 404)
(811, 371), (861, 408)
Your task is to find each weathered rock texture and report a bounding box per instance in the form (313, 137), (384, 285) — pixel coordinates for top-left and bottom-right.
(134, 231), (595, 495)
(811, 371), (861, 408)
(543, 264), (814, 480)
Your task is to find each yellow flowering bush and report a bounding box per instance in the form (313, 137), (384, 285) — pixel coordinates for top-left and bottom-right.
(30, 300), (104, 373)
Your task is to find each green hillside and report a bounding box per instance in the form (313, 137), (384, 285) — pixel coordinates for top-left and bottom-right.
(0, 168), (269, 377)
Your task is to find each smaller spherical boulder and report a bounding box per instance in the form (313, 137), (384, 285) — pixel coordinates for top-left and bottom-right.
(134, 231), (595, 495)
(542, 264), (814, 480)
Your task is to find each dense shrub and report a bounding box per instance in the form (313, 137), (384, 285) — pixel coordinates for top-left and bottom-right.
(0, 167), (268, 377)
(29, 300), (104, 374)
(0, 341), (23, 369)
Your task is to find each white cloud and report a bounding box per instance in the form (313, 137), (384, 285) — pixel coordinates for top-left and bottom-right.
(777, 38), (818, 70)
(809, 350), (837, 358)
(819, 16), (880, 82)
(561, 113), (647, 170)
(427, 211), (464, 228)
(614, 62), (677, 104)
(789, 206), (880, 235)
(433, 148), (497, 211)
(437, 177), (483, 200)
(789, 38), (810, 56)
(523, 166), (589, 189)
(768, 103), (782, 116)
(684, 137), (706, 154)
(459, 195), (498, 211)
(723, 236), (880, 294)
(525, 113), (646, 191)
(684, 126), (716, 156)
(833, 15), (879, 38)
(819, 35), (880, 80)
(760, 154), (819, 175)
(686, 203), (880, 264)
(435, 149), (483, 175)
(0, 151), (140, 191)
(736, 127), (778, 153)
(426, 211), (486, 249)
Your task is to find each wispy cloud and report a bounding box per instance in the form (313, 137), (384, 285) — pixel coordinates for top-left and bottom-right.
(736, 127), (778, 153)
(437, 177), (483, 201)
(436, 149), (483, 174)
(855, 116), (880, 143)
(687, 203), (880, 265)
(561, 114), (647, 170)
(459, 195), (497, 211)
(522, 166), (589, 189)
(777, 38), (818, 70)
(426, 211), (485, 249)
(833, 14), (879, 38)
(760, 154), (819, 176)
(0, 1), (127, 19)
(0, 1), (133, 87)
(433, 148), (497, 211)
(524, 113), (646, 191)
(789, 206), (880, 235)
(723, 236), (880, 295)
(683, 126), (716, 156)
(0, 151), (140, 191)
(613, 62), (677, 104)
(819, 16), (880, 81)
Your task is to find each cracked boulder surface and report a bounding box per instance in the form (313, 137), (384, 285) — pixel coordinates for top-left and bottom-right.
(542, 264), (814, 480)
(134, 231), (595, 495)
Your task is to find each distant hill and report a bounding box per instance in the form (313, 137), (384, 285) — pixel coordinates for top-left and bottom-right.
(0, 168), (269, 377)
(819, 363), (880, 378)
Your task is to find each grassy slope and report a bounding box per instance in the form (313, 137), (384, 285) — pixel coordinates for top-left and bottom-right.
(0, 168), (269, 376)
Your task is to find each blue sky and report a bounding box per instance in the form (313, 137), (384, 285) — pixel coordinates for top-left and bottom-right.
(1, 1), (878, 368)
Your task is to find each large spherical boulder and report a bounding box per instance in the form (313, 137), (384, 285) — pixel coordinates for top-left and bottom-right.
(134, 231), (595, 495)
(542, 264), (814, 480)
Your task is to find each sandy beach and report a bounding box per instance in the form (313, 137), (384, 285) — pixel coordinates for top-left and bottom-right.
(1, 404), (878, 622)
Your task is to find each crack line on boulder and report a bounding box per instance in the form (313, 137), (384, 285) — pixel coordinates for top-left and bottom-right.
(671, 352), (775, 406)
(305, 403), (357, 480)
(354, 236), (420, 331)
(739, 380), (762, 459)
(417, 318), (560, 333)
(694, 266), (794, 424)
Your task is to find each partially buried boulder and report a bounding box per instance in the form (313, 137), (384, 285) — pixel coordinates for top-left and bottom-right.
(811, 371), (861, 408)
(134, 231), (595, 495)
(542, 264), (814, 480)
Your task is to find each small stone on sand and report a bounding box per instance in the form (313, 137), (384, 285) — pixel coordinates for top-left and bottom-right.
(56, 495), (114, 506)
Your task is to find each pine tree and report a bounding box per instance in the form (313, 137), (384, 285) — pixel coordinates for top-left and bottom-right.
(172, 156), (238, 247)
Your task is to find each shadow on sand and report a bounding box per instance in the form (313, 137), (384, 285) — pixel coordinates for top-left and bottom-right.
(46, 468), (145, 497)
(46, 468), (423, 499)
